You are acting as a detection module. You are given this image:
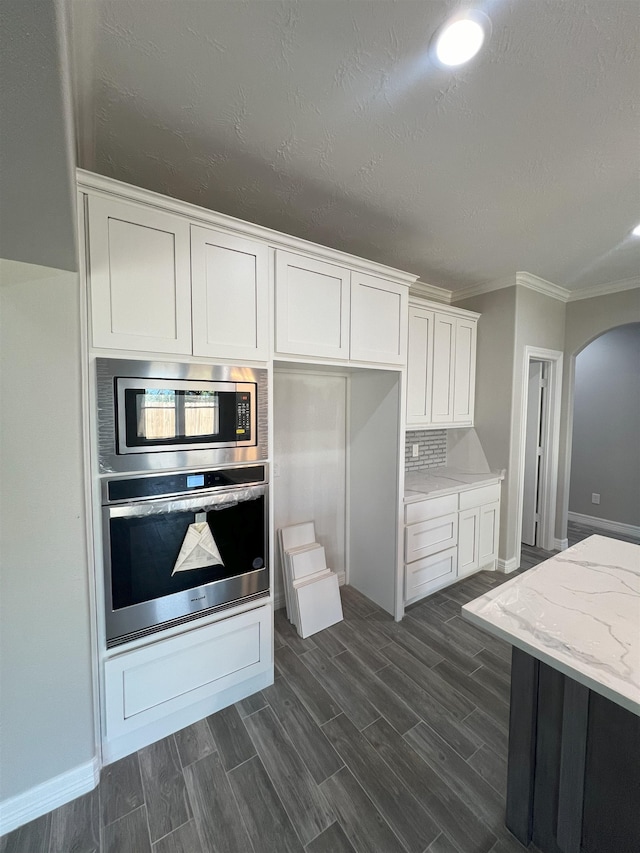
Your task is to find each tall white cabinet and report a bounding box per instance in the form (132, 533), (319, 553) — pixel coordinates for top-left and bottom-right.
(406, 298), (479, 429)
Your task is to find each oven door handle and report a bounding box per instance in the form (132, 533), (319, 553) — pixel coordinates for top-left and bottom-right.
(106, 483), (266, 519)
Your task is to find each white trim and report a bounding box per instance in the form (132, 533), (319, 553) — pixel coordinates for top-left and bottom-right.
(567, 512), (640, 539)
(0, 756), (99, 836)
(515, 348), (564, 556)
(554, 538), (569, 551)
(410, 280), (452, 303)
(515, 272), (570, 302)
(567, 278), (640, 302)
(498, 556), (519, 573)
(76, 169), (418, 288)
(408, 296), (480, 320)
(272, 571), (346, 612)
(451, 275), (515, 303)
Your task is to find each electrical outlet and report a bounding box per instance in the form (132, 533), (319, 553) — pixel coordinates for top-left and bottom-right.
(591, 492), (600, 505)
(412, 443), (419, 458)
(273, 462), (281, 478)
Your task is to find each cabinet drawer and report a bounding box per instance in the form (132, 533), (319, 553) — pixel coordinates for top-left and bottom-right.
(459, 483), (501, 510)
(104, 606), (271, 738)
(405, 493), (458, 525)
(405, 547), (457, 603)
(405, 512), (458, 563)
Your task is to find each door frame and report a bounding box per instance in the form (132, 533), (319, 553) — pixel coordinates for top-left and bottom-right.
(516, 347), (563, 554)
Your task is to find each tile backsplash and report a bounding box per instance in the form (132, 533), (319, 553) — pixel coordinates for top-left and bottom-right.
(405, 430), (447, 471)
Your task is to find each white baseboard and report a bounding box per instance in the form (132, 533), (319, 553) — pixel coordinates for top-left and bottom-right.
(554, 538), (569, 551)
(0, 755), (99, 836)
(273, 570), (346, 611)
(568, 512), (640, 539)
(497, 557), (519, 574)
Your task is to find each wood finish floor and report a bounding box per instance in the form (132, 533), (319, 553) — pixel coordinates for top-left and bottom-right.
(2, 522), (633, 853)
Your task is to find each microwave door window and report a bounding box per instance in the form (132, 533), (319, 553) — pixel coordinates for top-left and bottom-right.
(125, 388), (236, 447)
(184, 391), (219, 437)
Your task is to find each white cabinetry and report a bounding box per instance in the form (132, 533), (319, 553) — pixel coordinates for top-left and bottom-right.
(406, 299), (478, 429)
(404, 481), (501, 603)
(274, 251), (350, 360)
(191, 226), (269, 361)
(275, 251), (407, 365)
(88, 195), (192, 354)
(86, 196), (269, 360)
(104, 606), (272, 751)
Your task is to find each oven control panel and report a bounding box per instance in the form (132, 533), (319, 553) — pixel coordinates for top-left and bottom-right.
(106, 465), (267, 504)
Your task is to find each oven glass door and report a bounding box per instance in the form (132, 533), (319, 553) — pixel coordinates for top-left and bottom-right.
(116, 378), (254, 453)
(104, 486), (267, 643)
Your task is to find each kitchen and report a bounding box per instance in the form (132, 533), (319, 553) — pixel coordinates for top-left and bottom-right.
(1, 2), (639, 852)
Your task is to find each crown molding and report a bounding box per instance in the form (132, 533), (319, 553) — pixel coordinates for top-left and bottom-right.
(566, 276), (640, 302)
(515, 272), (570, 302)
(409, 280), (452, 303)
(451, 275), (515, 303)
(76, 169), (418, 287)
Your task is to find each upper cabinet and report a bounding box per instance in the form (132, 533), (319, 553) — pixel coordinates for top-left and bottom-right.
(274, 252), (350, 360)
(407, 298), (479, 429)
(191, 226), (269, 361)
(88, 195), (192, 354)
(80, 173), (415, 366)
(86, 196), (269, 361)
(274, 251), (407, 365)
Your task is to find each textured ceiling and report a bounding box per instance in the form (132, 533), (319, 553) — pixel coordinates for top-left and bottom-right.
(70, 0), (640, 293)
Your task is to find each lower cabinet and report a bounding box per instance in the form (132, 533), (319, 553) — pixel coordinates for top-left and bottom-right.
(103, 605), (272, 745)
(404, 482), (501, 603)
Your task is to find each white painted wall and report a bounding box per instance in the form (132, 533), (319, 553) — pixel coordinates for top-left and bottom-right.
(569, 323), (640, 527)
(0, 261), (95, 805)
(557, 287), (640, 542)
(272, 369), (347, 607)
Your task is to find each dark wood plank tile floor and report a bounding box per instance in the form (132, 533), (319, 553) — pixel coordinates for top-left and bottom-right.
(2, 522), (630, 853)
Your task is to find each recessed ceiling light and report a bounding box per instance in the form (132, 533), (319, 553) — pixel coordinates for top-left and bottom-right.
(632, 223), (640, 237)
(432, 11), (491, 68)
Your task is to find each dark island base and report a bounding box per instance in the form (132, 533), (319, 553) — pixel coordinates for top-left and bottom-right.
(506, 647), (640, 853)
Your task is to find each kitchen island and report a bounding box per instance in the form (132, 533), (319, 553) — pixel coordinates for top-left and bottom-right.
(462, 535), (640, 853)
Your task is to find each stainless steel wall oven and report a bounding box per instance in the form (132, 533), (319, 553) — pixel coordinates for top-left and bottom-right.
(102, 465), (269, 646)
(96, 358), (268, 474)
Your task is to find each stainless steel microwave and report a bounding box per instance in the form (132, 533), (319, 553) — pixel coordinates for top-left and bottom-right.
(96, 358), (268, 473)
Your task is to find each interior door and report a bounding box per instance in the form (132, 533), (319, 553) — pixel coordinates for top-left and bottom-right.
(522, 361), (544, 546)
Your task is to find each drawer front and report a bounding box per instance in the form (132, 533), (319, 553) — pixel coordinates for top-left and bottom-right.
(458, 483), (501, 510)
(405, 547), (457, 603)
(405, 493), (458, 525)
(405, 512), (458, 563)
(104, 606), (271, 738)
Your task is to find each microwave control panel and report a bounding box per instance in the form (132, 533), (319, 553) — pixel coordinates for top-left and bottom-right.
(236, 393), (252, 438)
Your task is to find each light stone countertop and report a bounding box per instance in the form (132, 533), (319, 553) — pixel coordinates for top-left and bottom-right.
(462, 535), (640, 715)
(404, 467), (504, 503)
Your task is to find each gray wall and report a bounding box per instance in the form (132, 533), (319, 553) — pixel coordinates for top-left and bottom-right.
(0, 0), (77, 271)
(557, 287), (640, 542)
(455, 286), (516, 563)
(569, 324), (640, 526)
(0, 260), (95, 803)
(509, 286), (566, 558)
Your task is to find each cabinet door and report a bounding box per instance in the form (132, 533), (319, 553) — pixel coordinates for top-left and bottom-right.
(274, 251), (350, 359)
(405, 546), (457, 604)
(479, 500), (500, 568)
(458, 506), (480, 577)
(87, 195), (192, 353)
(191, 226), (269, 361)
(453, 318), (477, 424)
(350, 273), (407, 364)
(406, 305), (434, 424)
(431, 313), (456, 423)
